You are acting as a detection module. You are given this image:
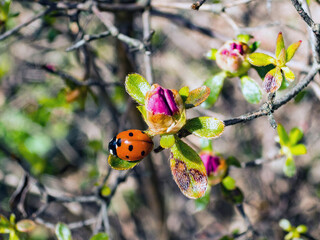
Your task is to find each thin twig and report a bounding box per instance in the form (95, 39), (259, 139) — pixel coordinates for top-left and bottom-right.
(66, 31), (111, 52)
(0, 8), (52, 41)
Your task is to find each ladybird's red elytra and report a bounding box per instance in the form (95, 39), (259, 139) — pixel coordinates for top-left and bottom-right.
(108, 129), (154, 161)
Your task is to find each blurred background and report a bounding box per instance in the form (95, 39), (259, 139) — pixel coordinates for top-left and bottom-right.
(0, 0), (320, 239)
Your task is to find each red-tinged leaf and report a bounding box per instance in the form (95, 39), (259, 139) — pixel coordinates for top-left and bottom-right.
(170, 139), (207, 199)
(276, 32), (285, 58)
(263, 67), (283, 93)
(286, 40), (302, 62)
(248, 52), (276, 66)
(185, 86), (210, 109)
(281, 66), (295, 82)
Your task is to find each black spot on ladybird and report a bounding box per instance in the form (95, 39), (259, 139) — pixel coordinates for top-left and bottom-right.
(126, 155), (129, 159)
(129, 145), (133, 151)
(129, 132), (133, 137)
(116, 138), (121, 147)
(141, 151), (145, 156)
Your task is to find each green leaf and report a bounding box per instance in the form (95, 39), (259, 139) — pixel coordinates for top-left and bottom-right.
(55, 223), (72, 240)
(100, 186), (111, 197)
(221, 186), (244, 204)
(290, 144), (307, 156)
(170, 139), (207, 199)
(184, 117), (224, 139)
(279, 75), (290, 90)
(108, 154), (141, 170)
(222, 176), (236, 190)
(289, 127), (303, 146)
(90, 233), (109, 240)
(236, 34), (252, 43)
(240, 75), (262, 104)
(160, 134), (175, 149)
(281, 66), (295, 82)
(9, 230), (19, 240)
(179, 86), (189, 102)
(248, 53), (276, 66)
(253, 64), (275, 80)
(283, 157), (296, 177)
(276, 32), (285, 58)
(185, 86), (211, 109)
(226, 156), (241, 168)
(137, 105), (147, 122)
(194, 185), (211, 211)
(16, 219), (36, 233)
(296, 225), (308, 234)
(9, 214), (15, 225)
(202, 72), (226, 108)
(0, 215), (10, 234)
(206, 48), (218, 60)
(279, 219), (292, 231)
(263, 67), (283, 93)
(200, 139), (213, 152)
(125, 73), (151, 105)
(249, 41), (260, 53)
(277, 124), (290, 146)
(286, 41), (302, 62)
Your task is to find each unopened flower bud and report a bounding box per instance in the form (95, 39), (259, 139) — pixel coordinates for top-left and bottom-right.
(200, 152), (227, 186)
(145, 84), (185, 135)
(216, 41), (250, 74)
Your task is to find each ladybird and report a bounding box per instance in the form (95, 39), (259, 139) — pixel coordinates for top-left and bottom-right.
(108, 129), (154, 161)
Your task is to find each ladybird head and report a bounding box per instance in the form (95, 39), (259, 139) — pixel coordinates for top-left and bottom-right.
(108, 136), (117, 156)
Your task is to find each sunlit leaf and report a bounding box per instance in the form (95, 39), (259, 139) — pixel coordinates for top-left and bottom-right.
(286, 40), (302, 62)
(137, 105), (147, 122)
(100, 186), (111, 197)
(16, 219), (36, 233)
(185, 86), (210, 109)
(263, 67), (283, 93)
(125, 73), (151, 105)
(55, 223), (72, 240)
(170, 139), (207, 199)
(281, 66), (295, 82)
(296, 225), (308, 234)
(248, 52), (276, 66)
(200, 138), (213, 152)
(90, 233), (109, 240)
(108, 154), (141, 170)
(277, 48), (286, 66)
(279, 219), (292, 231)
(290, 144), (307, 156)
(240, 75), (262, 104)
(222, 176), (236, 190)
(179, 86), (189, 102)
(206, 48), (217, 60)
(277, 124), (289, 146)
(283, 157), (296, 177)
(160, 134), (175, 149)
(289, 127), (303, 146)
(0, 215), (10, 234)
(276, 32), (285, 58)
(236, 34), (252, 43)
(184, 117), (224, 139)
(202, 72), (226, 108)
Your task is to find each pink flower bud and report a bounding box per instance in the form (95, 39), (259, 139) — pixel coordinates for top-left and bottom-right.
(216, 41), (250, 74)
(145, 84), (185, 135)
(200, 152), (227, 186)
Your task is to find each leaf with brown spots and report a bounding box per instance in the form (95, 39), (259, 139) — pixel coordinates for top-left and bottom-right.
(170, 139), (208, 199)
